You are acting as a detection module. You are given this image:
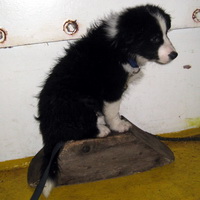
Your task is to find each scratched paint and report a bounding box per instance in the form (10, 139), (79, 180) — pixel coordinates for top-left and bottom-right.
(0, 157), (32, 171)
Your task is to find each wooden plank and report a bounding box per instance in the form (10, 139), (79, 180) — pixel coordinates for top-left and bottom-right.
(28, 123), (174, 187)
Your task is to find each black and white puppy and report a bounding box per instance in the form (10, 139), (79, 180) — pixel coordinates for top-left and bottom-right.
(37, 4), (178, 197)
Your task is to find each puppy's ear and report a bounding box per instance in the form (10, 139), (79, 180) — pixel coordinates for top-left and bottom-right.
(145, 5), (171, 30)
(164, 13), (171, 30)
(112, 12), (135, 50)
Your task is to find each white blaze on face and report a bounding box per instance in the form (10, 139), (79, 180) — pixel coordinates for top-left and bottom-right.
(156, 15), (176, 64)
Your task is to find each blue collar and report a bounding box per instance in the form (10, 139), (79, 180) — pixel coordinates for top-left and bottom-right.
(128, 58), (139, 68)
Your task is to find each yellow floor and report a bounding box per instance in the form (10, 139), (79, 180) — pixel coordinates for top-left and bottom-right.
(0, 128), (200, 200)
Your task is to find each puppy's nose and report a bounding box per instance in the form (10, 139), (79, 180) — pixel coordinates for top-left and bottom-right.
(169, 51), (178, 60)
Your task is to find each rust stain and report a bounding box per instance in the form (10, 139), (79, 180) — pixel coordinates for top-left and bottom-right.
(183, 65), (192, 69)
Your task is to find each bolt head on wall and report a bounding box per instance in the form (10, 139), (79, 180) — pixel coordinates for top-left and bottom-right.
(0, 29), (7, 43)
(63, 20), (79, 35)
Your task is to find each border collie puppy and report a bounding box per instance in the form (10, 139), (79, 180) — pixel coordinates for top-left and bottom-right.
(37, 4), (178, 197)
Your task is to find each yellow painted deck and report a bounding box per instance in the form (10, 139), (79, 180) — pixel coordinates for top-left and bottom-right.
(0, 129), (200, 200)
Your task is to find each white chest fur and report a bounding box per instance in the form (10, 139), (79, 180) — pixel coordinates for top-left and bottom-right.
(122, 63), (143, 88)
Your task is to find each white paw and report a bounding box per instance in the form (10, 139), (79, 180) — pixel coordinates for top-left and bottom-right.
(110, 119), (132, 133)
(97, 124), (111, 137)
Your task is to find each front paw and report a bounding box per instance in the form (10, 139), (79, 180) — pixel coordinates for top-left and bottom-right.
(97, 124), (111, 137)
(110, 119), (132, 133)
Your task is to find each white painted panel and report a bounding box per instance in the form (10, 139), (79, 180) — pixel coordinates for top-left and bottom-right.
(0, 41), (69, 161)
(0, 0), (200, 48)
(0, 27), (200, 161)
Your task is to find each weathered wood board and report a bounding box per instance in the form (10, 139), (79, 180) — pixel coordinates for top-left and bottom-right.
(28, 123), (174, 187)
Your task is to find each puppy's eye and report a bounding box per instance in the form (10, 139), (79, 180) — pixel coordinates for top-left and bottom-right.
(150, 36), (161, 44)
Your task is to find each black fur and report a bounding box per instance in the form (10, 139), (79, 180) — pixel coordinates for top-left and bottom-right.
(37, 5), (175, 185)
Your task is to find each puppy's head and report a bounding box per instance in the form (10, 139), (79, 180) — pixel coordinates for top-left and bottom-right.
(106, 5), (178, 65)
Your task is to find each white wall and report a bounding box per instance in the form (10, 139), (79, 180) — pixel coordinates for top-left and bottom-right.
(0, 42), (68, 161)
(0, 0), (200, 161)
(121, 28), (200, 133)
(1, 0), (200, 48)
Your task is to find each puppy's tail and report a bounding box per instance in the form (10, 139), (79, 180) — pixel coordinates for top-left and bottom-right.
(30, 142), (64, 200)
(43, 178), (56, 198)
